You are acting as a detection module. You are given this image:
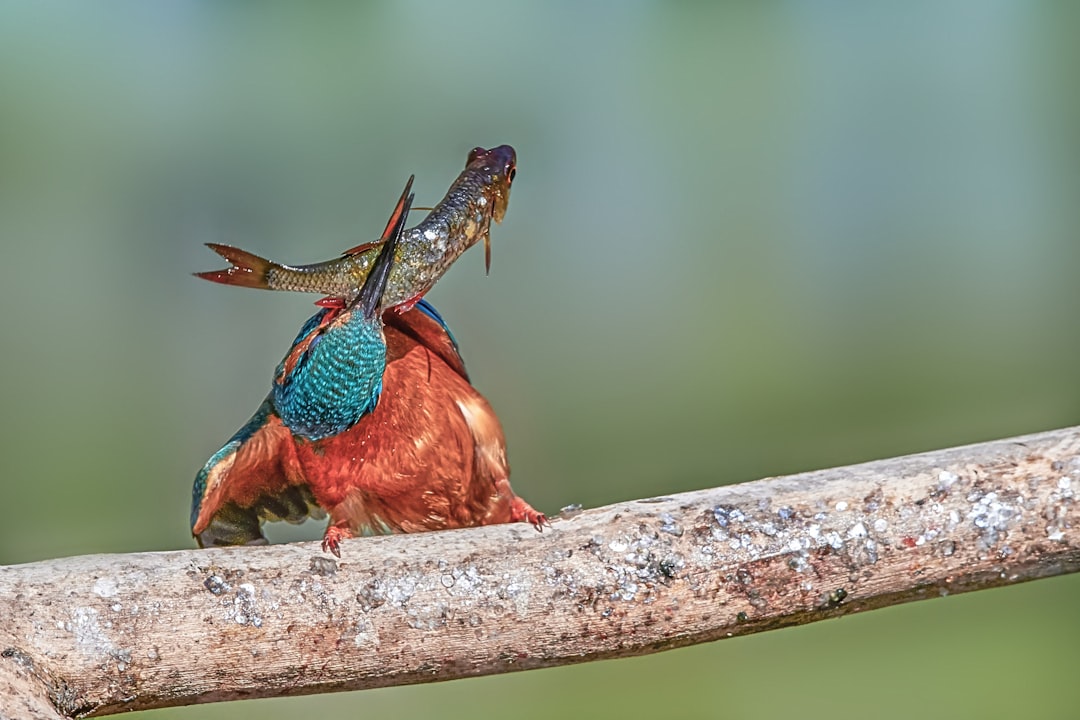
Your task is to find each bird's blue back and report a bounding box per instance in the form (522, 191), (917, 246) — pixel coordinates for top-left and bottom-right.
(272, 307), (386, 441)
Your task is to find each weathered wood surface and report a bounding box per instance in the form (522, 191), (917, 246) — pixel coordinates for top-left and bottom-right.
(2, 426), (1078, 718)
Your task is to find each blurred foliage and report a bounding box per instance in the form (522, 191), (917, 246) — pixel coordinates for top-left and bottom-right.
(1, 2), (1078, 718)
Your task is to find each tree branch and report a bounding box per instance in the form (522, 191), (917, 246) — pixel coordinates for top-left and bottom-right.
(2, 427), (1078, 718)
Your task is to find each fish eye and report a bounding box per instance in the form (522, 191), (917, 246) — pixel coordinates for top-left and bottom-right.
(507, 165), (516, 183)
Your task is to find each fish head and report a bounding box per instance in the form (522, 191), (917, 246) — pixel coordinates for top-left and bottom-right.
(466, 145), (516, 223)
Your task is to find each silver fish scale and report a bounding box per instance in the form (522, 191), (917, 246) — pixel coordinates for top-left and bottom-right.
(264, 170), (500, 305)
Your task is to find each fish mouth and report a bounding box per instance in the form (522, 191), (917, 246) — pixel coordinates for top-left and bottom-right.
(467, 145), (516, 224)
(465, 145), (516, 272)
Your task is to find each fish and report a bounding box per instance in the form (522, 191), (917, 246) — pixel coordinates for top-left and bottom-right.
(196, 145), (517, 309)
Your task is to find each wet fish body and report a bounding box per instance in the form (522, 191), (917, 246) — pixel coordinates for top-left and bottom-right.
(198, 145), (517, 307)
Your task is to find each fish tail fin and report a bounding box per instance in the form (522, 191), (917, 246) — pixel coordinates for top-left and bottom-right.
(195, 243), (274, 289)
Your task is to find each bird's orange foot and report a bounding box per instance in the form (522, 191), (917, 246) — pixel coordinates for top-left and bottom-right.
(322, 525), (353, 557)
(511, 497), (548, 532)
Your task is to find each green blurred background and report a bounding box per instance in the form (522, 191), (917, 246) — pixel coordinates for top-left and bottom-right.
(2, 2), (1078, 718)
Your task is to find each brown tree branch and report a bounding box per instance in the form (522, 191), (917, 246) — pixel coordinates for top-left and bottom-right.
(2, 426), (1078, 718)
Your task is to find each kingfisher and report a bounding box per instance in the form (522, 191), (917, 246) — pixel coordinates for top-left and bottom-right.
(191, 177), (544, 556)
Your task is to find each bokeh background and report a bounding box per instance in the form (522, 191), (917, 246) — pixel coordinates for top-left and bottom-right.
(2, 2), (1078, 718)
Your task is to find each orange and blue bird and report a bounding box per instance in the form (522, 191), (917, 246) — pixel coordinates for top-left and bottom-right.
(191, 157), (544, 556)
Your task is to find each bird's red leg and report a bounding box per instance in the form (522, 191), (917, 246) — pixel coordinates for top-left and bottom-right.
(502, 482), (547, 531)
(322, 524), (354, 557)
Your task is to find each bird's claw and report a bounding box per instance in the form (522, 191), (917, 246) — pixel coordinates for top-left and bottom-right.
(511, 498), (548, 532)
(321, 525), (352, 557)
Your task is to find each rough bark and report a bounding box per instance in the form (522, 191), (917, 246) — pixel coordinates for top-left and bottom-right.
(2, 426), (1078, 718)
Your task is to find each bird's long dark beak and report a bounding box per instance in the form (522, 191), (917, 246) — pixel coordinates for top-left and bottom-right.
(354, 180), (414, 320)
(339, 175), (414, 258)
(378, 174), (414, 242)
